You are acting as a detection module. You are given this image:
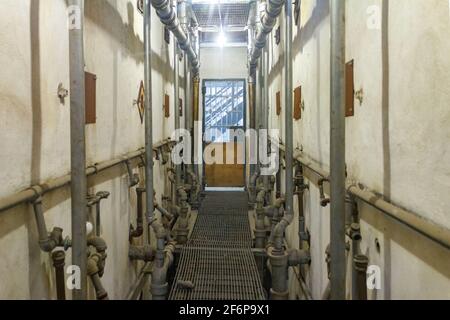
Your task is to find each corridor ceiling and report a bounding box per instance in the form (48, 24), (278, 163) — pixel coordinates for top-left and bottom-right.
(192, 0), (250, 44)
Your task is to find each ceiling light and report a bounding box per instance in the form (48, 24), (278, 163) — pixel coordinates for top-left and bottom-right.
(217, 31), (227, 47)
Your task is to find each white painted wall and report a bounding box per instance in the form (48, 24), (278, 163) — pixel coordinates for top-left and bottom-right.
(264, 0), (450, 299)
(0, 0), (184, 299)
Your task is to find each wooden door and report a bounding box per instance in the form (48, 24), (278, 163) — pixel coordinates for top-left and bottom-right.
(203, 80), (246, 188)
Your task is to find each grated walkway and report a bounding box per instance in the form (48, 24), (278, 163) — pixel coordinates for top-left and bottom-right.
(169, 192), (266, 300)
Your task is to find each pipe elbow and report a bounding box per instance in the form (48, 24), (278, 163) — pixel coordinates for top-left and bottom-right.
(156, 204), (174, 221)
(256, 190), (266, 204)
(87, 254), (101, 276)
(39, 239), (58, 253)
(87, 237), (107, 253)
(151, 219), (167, 240)
(274, 197), (285, 208)
(40, 227), (63, 252)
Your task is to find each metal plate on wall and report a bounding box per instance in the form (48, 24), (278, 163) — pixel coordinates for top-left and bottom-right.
(276, 91), (281, 116)
(164, 94), (170, 118)
(85, 72), (97, 124)
(294, 86), (302, 120)
(346, 60), (355, 117)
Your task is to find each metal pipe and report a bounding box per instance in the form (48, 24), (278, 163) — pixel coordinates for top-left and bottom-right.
(295, 164), (309, 250)
(255, 190), (267, 249)
(52, 250), (66, 300)
(269, 0), (294, 252)
(249, 0), (285, 74)
(0, 143), (171, 214)
(353, 254), (369, 300)
(266, 1), (295, 300)
(284, 0), (294, 232)
(151, 242), (176, 300)
(267, 246), (289, 300)
(277, 141), (450, 250)
(192, 77), (200, 190)
(129, 245), (155, 262)
(184, 58), (192, 189)
(174, 41), (182, 193)
(151, 0), (200, 76)
(68, 0), (87, 300)
(262, 47), (269, 194)
(32, 198), (63, 252)
(144, 0), (155, 226)
(127, 262), (152, 300)
(130, 187), (145, 240)
(89, 273), (109, 300)
(330, 0), (347, 300)
(156, 203), (174, 221)
(248, 0), (258, 184)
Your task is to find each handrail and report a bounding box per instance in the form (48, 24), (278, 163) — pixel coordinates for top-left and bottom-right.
(0, 138), (175, 213)
(273, 138), (450, 249)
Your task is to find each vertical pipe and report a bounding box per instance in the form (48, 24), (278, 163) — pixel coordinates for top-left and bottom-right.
(330, 0), (347, 300)
(284, 0), (294, 223)
(248, 0), (257, 181)
(174, 40), (181, 190)
(178, 0), (187, 189)
(95, 202), (101, 237)
(263, 47), (269, 193)
(248, 76), (256, 179)
(52, 251), (66, 300)
(192, 77), (200, 181)
(144, 0), (155, 224)
(68, 0), (87, 300)
(256, 62), (262, 173)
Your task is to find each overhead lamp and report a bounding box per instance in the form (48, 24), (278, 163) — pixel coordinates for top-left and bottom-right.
(217, 31), (227, 47)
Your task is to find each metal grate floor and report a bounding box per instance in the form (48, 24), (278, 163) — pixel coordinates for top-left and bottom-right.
(169, 192), (266, 300)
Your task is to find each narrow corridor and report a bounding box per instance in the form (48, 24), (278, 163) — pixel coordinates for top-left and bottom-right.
(0, 0), (449, 304)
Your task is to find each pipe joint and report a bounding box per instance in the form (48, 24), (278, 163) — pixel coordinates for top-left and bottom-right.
(125, 159), (140, 187)
(318, 178), (330, 207)
(288, 249), (311, 266)
(129, 245), (155, 262)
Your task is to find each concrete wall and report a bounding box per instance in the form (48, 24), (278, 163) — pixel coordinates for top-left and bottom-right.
(264, 0), (450, 299)
(0, 0), (184, 299)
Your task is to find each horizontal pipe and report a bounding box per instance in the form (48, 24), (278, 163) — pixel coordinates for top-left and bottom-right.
(249, 0), (285, 74)
(0, 139), (174, 213)
(151, 0), (200, 76)
(274, 139), (450, 249)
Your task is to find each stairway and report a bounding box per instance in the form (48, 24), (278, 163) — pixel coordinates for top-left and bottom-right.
(169, 192), (266, 300)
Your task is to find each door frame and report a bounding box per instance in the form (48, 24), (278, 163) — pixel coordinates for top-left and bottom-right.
(201, 78), (247, 188)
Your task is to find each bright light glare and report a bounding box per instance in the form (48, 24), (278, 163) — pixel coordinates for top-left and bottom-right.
(217, 32), (227, 47)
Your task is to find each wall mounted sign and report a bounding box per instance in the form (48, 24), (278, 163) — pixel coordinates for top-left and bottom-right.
(345, 60), (355, 117)
(137, 81), (145, 124)
(164, 94), (170, 118)
(276, 91), (281, 116)
(294, 86), (302, 120)
(85, 72), (97, 124)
